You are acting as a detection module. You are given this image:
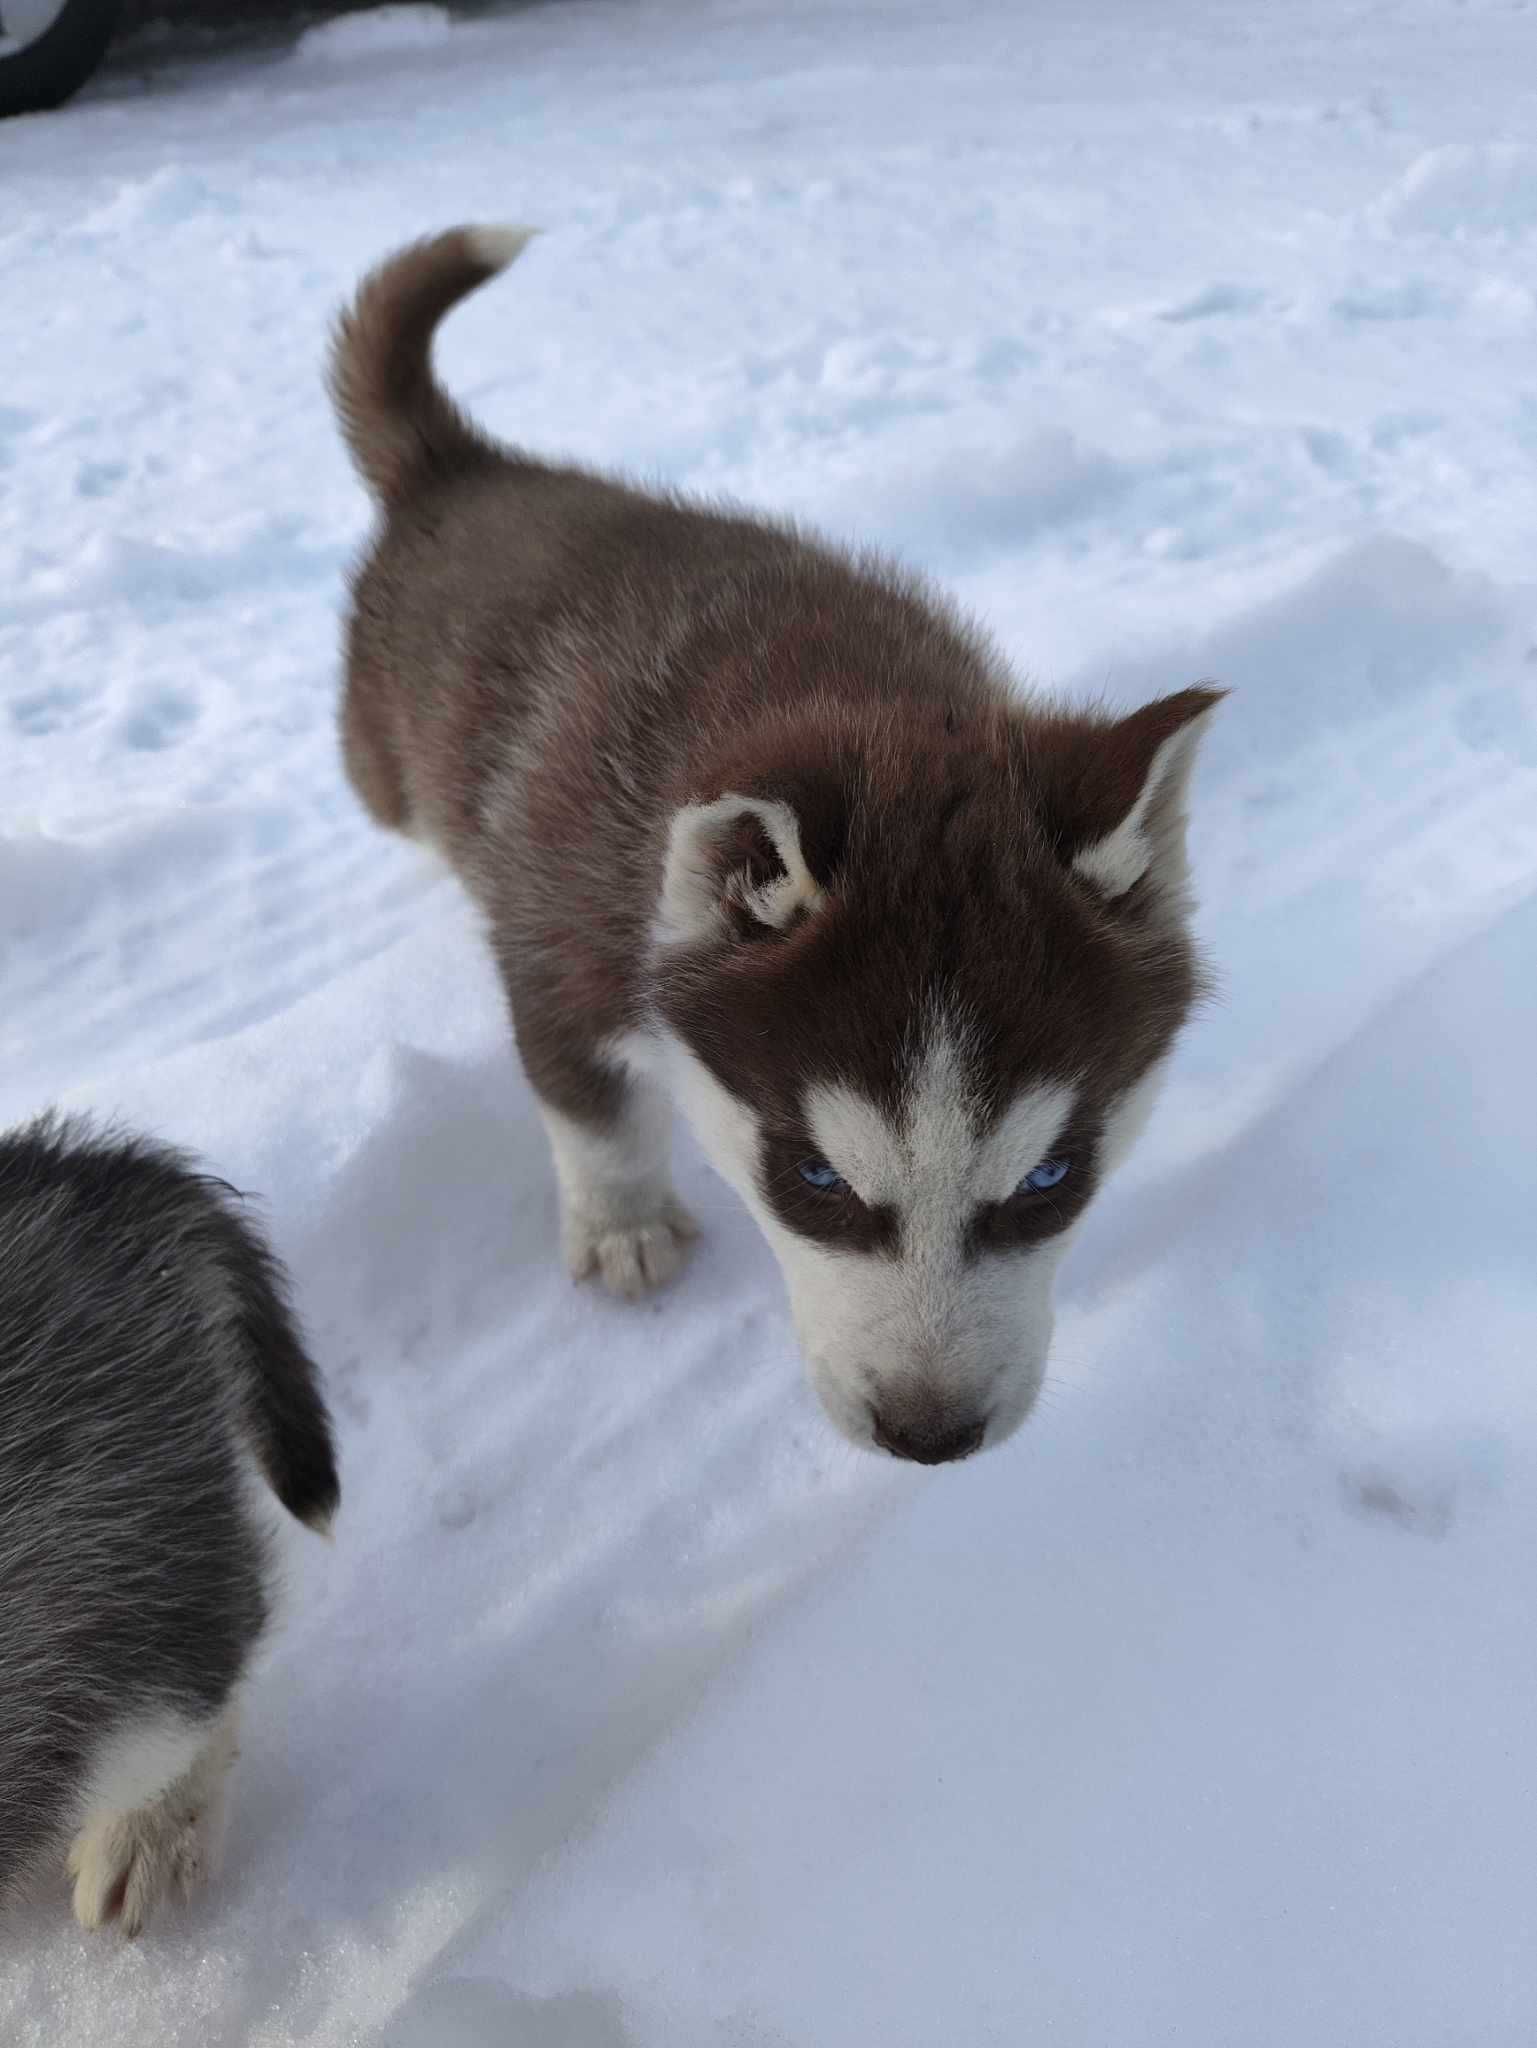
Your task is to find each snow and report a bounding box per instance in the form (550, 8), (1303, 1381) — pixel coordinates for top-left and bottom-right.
(491, 896), (1537, 2048)
(1372, 142), (1537, 237)
(293, 6), (455, 66)
(1, 0), (1534, 2042)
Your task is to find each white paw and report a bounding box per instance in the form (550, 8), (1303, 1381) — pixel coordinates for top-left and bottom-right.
(68, 1777), (227, 1937)
(565, 1194), (700, 1299)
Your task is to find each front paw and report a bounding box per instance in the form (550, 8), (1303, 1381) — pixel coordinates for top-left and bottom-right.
(68, 1789), (220, 1937)
(564, 1194), (699, 1299)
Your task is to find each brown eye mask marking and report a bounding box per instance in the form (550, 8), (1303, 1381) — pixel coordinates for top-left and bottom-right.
(966, 1116), (1102, 1258)
(756, 1130), (900, 1255)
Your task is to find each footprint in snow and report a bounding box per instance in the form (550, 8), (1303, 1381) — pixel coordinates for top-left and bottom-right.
(10, 684), (92, 738)
(117, 690), (200, 754)
(1339, 1467), (1456, 1539)
(1159, 282), (1269, 324)
(434, 1486), (479, 1532)
(0, 403), (37, 465)
(75, 459), (129, 500)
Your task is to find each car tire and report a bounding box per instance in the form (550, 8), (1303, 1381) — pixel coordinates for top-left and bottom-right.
(0, 0), (123, 118)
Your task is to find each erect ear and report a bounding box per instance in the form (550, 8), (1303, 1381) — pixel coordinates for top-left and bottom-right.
(1052, 686), (1224, 911)
(655, 794), (828, 948)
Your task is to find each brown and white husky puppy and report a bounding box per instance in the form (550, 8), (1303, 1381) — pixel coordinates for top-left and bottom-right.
(330, 227), (1221, 1466)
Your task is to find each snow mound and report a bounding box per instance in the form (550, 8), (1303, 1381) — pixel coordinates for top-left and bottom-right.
(80, 166), (239, 234)
(293, 5), (453, 66)
(1370, 142), (1537, 236)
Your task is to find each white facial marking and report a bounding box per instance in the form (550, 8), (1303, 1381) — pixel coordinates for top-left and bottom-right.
(804, 1059), (1077, 1215)
(975, 1079), (1082, 1206)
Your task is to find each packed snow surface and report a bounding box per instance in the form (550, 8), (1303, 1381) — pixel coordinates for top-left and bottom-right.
(2, 1), (1535, 2042)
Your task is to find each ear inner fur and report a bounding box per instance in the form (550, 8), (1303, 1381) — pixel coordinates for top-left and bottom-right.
(1070, 691), (1223, 904)
(656, 794), (826, 948)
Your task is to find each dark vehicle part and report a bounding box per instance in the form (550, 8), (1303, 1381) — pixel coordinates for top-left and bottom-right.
(0, 0), (122, 117)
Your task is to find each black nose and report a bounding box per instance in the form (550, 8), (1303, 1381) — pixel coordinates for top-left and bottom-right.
(871, 1409), (987, 1466)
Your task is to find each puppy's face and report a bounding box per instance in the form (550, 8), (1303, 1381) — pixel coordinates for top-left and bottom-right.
(663, 1021), (1173, 1461)
(651, 689), (1219, 1462)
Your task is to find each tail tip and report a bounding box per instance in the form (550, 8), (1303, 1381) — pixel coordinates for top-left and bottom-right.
(294, 1465), (341, 1540)
(464, 222), (538, 272)
(281, 1442), (340, 1540)
(300, 1502), (339, 1543)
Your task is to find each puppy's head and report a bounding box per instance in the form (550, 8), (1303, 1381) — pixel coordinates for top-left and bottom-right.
(650, 687), (1221, 1463)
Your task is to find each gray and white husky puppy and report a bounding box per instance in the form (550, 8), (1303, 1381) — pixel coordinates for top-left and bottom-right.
(0, 1114), (337, 1934)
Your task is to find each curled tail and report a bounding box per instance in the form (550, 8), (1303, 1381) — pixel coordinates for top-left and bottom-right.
(205, 1193), (342, 1536)
(328, 223), (535, 505)
(233, 1264), (341, 1538)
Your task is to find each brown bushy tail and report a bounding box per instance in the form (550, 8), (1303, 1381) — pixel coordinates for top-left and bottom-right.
(328, 224), (535, 505)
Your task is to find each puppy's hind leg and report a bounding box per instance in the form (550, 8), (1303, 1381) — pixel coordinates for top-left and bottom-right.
(68, 1703), (242, 1937)
(340, 660), (411, 834)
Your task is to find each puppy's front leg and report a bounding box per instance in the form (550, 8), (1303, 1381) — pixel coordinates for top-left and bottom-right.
(537, 1077), (698, 1299)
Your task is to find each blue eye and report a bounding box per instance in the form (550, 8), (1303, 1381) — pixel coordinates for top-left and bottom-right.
(1020, 1157), (1070, 1194)
(798, 1157), (847, 1193)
